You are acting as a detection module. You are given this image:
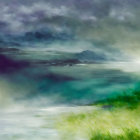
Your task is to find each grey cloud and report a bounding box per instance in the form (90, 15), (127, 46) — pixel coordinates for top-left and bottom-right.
(0, 0), (140, 58)
(1, 0), (137, 34)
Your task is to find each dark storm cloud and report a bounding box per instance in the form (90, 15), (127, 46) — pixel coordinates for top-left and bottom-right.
(0, 54), (29, 74)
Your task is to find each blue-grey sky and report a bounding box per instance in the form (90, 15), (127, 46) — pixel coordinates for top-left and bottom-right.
(0, 0), (139, 34)
(0, 0), (140, 58)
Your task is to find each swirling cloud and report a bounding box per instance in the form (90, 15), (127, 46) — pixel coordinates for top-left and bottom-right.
(0, 0), (140, 58)
(0, 0), (138, 34)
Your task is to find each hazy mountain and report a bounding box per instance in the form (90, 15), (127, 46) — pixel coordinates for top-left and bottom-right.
(76, 50), (107, 62)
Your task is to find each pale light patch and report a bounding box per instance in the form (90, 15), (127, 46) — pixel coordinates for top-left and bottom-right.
(110, 8), (134, 21)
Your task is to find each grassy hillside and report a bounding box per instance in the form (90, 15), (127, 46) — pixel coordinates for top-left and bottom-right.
(96, 90), (140, 109)
(57, 90), (140, 140)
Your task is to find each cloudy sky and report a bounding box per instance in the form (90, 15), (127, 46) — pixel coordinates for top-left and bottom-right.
(0, 0), (140, 58)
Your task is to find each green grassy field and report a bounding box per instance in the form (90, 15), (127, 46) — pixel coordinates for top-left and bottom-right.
(57, 90), (140, 140)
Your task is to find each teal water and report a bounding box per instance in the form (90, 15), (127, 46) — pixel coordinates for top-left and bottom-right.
(1, 62), (140, 106)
